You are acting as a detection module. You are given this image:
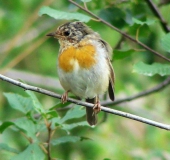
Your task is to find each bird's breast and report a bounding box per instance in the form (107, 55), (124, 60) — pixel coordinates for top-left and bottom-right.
(58, 44), (96, 72)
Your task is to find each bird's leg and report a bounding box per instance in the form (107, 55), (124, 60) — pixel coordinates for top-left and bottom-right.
(61, 90), (69, 104)
(93, 96), (101, 114)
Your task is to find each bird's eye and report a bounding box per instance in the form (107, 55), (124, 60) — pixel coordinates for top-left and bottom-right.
(63, 31), (70, 36)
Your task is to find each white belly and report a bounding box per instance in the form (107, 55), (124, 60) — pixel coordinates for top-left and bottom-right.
(57, 40), (110, 99)
(58, 59), (109, 99)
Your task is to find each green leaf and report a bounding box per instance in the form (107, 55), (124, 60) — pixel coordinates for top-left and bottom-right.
(160, 33), (170, 52)
(4, 93), (33, 113)
(11, 143), (45, 160)
(62, 121), (89, 132)
(49, 102), (71, 110)
(133, 62), (170, 76)
(14, 117), (39, 141)
(26, 91), (45, 114)
(132, 18), (156, 26)
(39, 6), (91, 22)
(0, 121), (14, 133)
(114, 49), (135, 60)
(51, 117), (62, 129)
(60, 106), (86, 123)
(46, 110), (58, 119)
(0, 143), (19, 154)
(99, 7), (125, 28)
(51, 136), (81, 146)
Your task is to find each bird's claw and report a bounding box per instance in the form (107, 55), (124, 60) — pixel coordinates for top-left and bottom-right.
(93, 101), (101, 114)
(61, 91), (69, 104)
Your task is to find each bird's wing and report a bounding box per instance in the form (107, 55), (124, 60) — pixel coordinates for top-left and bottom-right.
(99, 39), (115, 101)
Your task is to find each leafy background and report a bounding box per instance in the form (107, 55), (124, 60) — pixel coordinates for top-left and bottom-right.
(0, 0), (170, 159)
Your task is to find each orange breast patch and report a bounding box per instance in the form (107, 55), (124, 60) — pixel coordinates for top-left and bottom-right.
(58, 44), (96, 72)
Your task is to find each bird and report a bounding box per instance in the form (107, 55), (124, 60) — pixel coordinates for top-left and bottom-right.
(46, 21), (115, 126)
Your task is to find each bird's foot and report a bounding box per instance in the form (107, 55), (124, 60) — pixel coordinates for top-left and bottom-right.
(61, 91), (69, 104)
(93, 100), (101, 114)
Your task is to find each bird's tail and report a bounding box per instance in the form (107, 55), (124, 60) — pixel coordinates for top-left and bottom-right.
(86, 97), (97, 126)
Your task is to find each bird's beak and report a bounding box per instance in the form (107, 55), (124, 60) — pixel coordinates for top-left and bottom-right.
(46, 32), (55, 37)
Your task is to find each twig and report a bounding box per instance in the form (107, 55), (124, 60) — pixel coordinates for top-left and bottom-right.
(102, 76), (170, 106)
(68, 0), (170, 62)
(45, 119), (52, 160)
(4, 69), (62, 90)
(40, 144), (48, 154)
(145, 0), (170, 32)
(158, 0), (170, 6)
(20, 131), (33, 144)
(48, 75), (170, 112)
(0, 74), (170, 130)
(56, 76), (170, 110)
(83, 2), (88, 10)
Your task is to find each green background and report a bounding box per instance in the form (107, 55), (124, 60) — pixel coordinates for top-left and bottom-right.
(0, 0), (170, 159)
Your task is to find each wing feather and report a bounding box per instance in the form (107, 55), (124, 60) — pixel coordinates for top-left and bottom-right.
(99, 39), (115, 101)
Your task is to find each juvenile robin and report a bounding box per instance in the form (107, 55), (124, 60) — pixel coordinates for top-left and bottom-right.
(47, 21), (115, 125)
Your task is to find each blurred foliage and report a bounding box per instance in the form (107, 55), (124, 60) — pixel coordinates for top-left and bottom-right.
(0, 0), (170, 159)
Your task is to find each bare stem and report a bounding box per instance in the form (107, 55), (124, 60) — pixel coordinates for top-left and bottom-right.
(1, 74), (170, 130)
(45, 119), (52, 160)
(158, 0), (170, 6)
(20, 131), (33, 144)
(102, 76), (170, 106)
(145, 0), (170, 32)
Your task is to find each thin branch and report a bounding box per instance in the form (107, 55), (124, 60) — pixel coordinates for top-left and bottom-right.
(55, 76), (170, 110)
(69, 0), (170, 62)
(45, 120), (52, 160)
(40, 144), (48, 154)
(158, 0), (170, 6)
(145, 0), (170, 32)
(0, 74), (170, 130)
(4, 69), (62, 90)
(102, 76), (170, 106)
(20, 131), (33, 144)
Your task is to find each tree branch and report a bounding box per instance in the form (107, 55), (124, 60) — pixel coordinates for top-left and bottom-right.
(68, 0), (170, 62)
(102, 76), (170, 106)
(158, 0), (170, 7)
(0, 74), (170, 130)
(4, 69), (62, 90)
(145, 0), (170, 32)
